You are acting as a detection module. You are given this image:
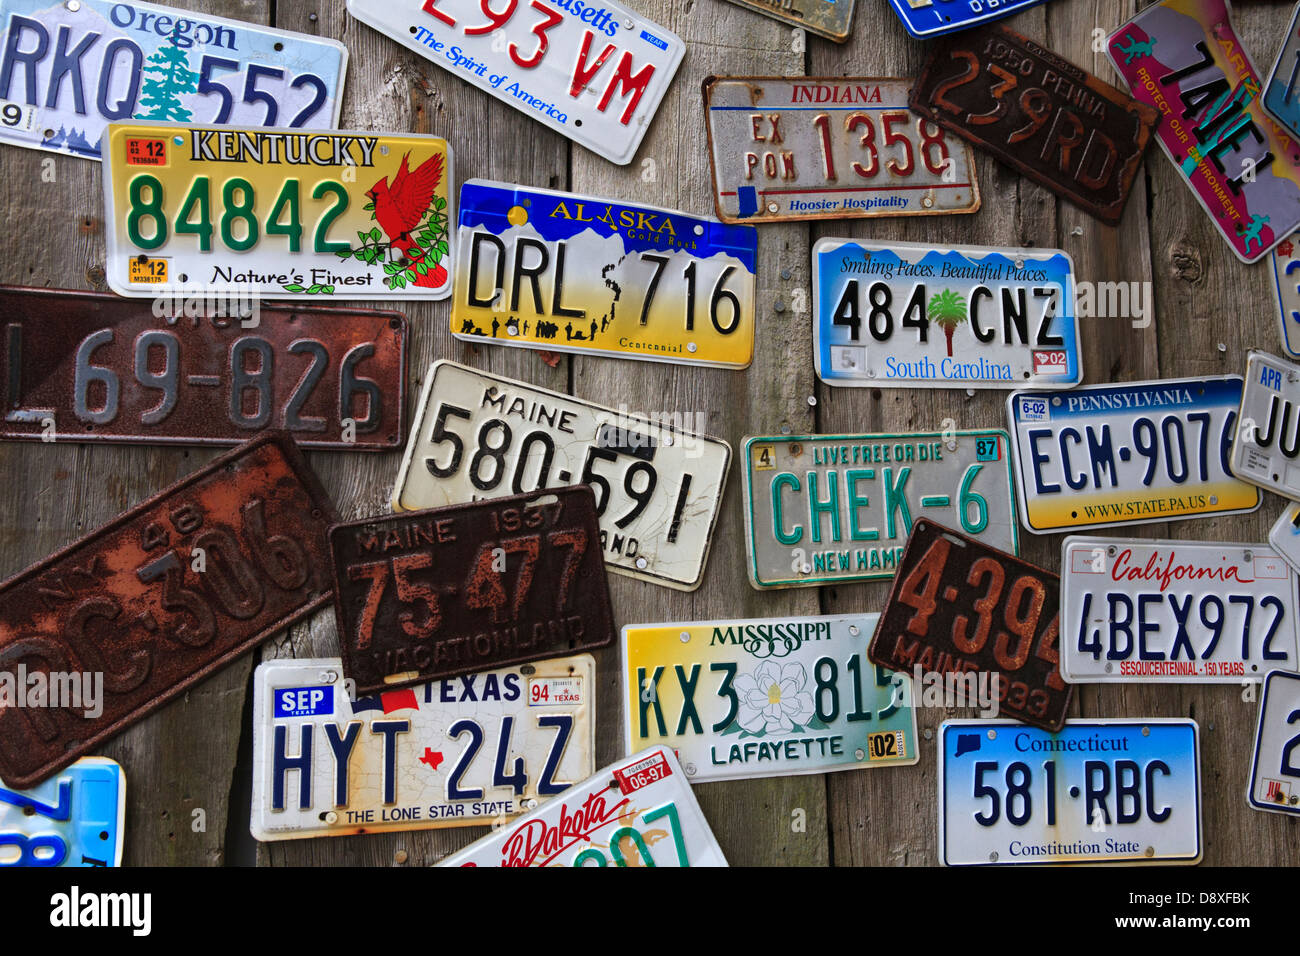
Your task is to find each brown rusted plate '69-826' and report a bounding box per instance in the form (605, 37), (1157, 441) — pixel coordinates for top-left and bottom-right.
(0, 433), (337, 789)
(332, 486), (614, 696)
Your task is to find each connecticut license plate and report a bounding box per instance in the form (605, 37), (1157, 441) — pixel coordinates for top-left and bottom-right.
(1232, 351), (1300, 500)
(0, 758), (124, 867)
(719, 0), (855, 41)
(1247, 670), (1300, 816)
(1263, 2), (1300, 141)
(888, 0), (1048, 39)
(1270, 237), (1300, 358)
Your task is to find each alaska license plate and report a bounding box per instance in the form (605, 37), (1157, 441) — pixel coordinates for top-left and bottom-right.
(719, 0), (855, 41)
(1263, 2), (1300, 142)
(813, 238), (1079, 388)
(1247, 669), (1300, 816)
(1232, 350), (1300, 500)
(888, 0), (1048, 40)
(1270, 237), (1300, 359)
(452, 180), (756, 368)
(0, 758), (124, 867)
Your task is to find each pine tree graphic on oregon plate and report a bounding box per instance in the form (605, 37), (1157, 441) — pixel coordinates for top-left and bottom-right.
(136, 32), (199, 121)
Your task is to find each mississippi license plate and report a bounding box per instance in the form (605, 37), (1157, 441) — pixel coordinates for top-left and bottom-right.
(1270, 237), (1300, 359)
(0, 0), (345, 161)
(1007, 376), (1261, 533)
(1247, 669), (1300, 816)
(1263, 2), (1300, 141)
(103, 124), (453, 300)
(392, 361), (732, 591)
(346, 0), (682, 166)
(1232, 350), (1300, 499)
(742, 430), (1019, 589)
(0, 758), (124, 867)
(813, 238), (1079, 389)
(1269, 501), (1300, 574)
(938, 719), (1202, 865)
(888, 0), (1048, 39)
(250, 656), (594, 840)
(453, 180), (756, 368)
(702, 77), (979, 223)
(719, 0), (855, 41)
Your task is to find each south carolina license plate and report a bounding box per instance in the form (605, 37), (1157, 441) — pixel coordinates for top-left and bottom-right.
(1263, 2), (1300, 141)
(0, 758), (124, 867)
(719, 0), (855, 41)
(1232, 351), (1300, 500)
(887, 0), (1049, 39)
(1270, 238), (1300, 359)
(1247, 669), (1300, 816)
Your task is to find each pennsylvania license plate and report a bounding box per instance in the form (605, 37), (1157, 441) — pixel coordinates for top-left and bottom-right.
(250, 656), (594, 840)
(702, 77), (979, 223)
(1270, 237), (1300, 359)
(0, 758), (124, 867)
(742, 430), (1019, 589)
(0, 0), (345, 160)
(887, 0), (1049, 39)
(103, 124), (453, 300)
(623, 614), (917, 784)
(1247, 669), (1300, 816)
(813, 238), (1079, 389)
(1232, 350), (1300, 500)
(938, 719), (1202, 865)
(719, 0), (855, 41)
(452, 180), (756, 368)
(1263, 2), (1300, 142)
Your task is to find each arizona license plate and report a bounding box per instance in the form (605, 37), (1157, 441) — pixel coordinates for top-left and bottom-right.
(702, 77), (979, 223)
(1247, 669), (1300, 815)
(1232, 350), (1300, 499)
(1007, 376), (1261, 533)
(1263, 2), (1300, 141)
(719, 0), (855, 41)
(0, 0), (345, 161)
(742, 430), (1019, 589)
(452, 180), (756, 368)
(1270, 237), (1300, 359)
(103, 124), (453, 299)
(439, 746), (727, 867)
(938, 719), (1202, 865)
(251, 656), (594, 840)
(0, 758), (124, 867)
(345, 0), (682, 166)
(392, 361), (732, 591)
(888, 0), (1048, 39)
(813, 238), (1079, 388)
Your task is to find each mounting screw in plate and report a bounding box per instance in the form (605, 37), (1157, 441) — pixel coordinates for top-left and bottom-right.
(520, 664), (535, 676)
(922, 196), (933, 208)
(989, 852), (999, 862)
(849, 625), (859, 635)
(767, 202), (779, 213)
(65, 0), (80, 9)
(679, 631), (690, 643)
(1144, 846), (1154, 857)
(685, 763), (697, 776)
(946, 441), (957, 451)
(325, 811), (338, 824)
(855, 749), (865, 761)
(774, 299), (786, 313)
(1244, 551), (1253, 562)
(687, 342), (697, 352)
(635, 557), (648, 569)
(923, 728), (933, 740)
(1142, 726), (1150, 736)
(694, 224), (704, 236)
(1105, 662), (1113, 673)
(1107, 545), (1116, 556)
(800, 563), (812, 573)
(523, 798), (538, 809)
(320, 671), (337, 684)
(987, 729), (997, 740)
(807, 395), (817, 406)
(780, 423), (792, 435)
(1014, 258), (1024, 269)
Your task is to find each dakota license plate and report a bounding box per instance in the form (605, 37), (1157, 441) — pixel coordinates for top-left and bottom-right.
(0, 757), (124, 867)
(392, 361), (732, 591)
(1270, 237), (1300, 359)
(1247, 669), (1300, 816)
(939, 719), (1202, 865)
(453, 180), (756, 368)
(103, 124), (453, 299)
(1263, 2), (1300, 142)
(1268, 501), (1300, 574)
(719, 0), (855, 42)
(813, 238), (1079, 388)
(1232, 350), (1300, 499)
(888, 0), (1049, 40)
(702, 77), (979, 223)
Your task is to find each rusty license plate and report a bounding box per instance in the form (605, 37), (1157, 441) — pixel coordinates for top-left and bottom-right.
(719, 0), (856, 43)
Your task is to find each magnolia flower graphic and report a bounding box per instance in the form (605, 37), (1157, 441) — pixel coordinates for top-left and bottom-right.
(735, 661), (815, 737)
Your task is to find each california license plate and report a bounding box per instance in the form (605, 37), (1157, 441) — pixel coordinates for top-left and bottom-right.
(452, 180), (756, 368)
(1247, 669), (1300, 816)
(938, 719), (1202, 865)
(1269, 237), (1300, 359)
(719, 0), (855, 41)
(1263, 2), (1300, 141)
(1232, 350), (1300, 500)
(0, 758), (124, 867)
(813, 238), (1079, 388)
(103, 124), (453, 299)
(887, 0), (1049, 39)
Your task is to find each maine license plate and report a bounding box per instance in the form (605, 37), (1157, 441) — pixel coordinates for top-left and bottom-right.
(888, 0), (1049, 40)
(345, 0), (682, 166)
(720, 0), (855, 42)
(813, 238), (1079, 389)
(1007, 376), (1261, 534)
(0, 0), (345, 161)
(1263, 2), (1300, 141)
(702, 77), (979, 223)
(1247, 669), (1300, 816)
(1270, 237), (1300, 359)
(742, 430), (1019, 589)
(103, 124), (453, 300)
(452, 180), (756, 368)
(0, 758), (124, 867)
(1232, 350), (1300, 500)
(250, 656), (594, 840)
(938, 719), (1202, 865)
(1268, 501), (1300, 574)
(392, 361), (732, 591)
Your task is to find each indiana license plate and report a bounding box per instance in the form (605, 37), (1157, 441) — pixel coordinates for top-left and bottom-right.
(938, 719), (1202, 865)
(103, 124), (453, 299)
(0, 758), (124, 867)
(1232, 350), (1300, 500)
(1263, 2), (1300, 141)
(719, 0), (855, 41)
(888, 0), (1049, 39)
(1270, 237), (1300, 359)
(702, 77), (979, 223)
(813, 238), (1079, 388)
(452, 180), (756, 368)
(1247, 669), (1300, 816)
(392, 361), (732, 591)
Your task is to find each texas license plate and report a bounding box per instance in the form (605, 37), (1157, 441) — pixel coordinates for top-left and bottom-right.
(251, 656), (594, 840)
(1247, 669), (1300, 816)
(719, 0), (855, 41)
(103, 124), (453, 299)
(887, 0), (1049, 39)
(1263, 2), (1300, 141)
(0, 758), (124, 867)
(1232, 350), (1300, 500)
(938, 719), (1202, 865)
(702, 77), (979, 223)
(0, 0), (345, 161)
(813, 238), (1079, 388)
(741, 430), (1019, 589)
(452, 180), (756, 368)
(1270, 237), (1300, 359)
(392, 361), (732, 591)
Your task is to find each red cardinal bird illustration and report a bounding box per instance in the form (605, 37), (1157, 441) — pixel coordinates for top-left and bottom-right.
(366, 151), (446, 287)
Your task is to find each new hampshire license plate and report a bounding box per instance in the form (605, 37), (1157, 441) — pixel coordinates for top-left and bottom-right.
(0, 758), (124, 867)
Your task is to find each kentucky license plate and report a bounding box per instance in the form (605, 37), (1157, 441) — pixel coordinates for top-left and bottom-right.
(1270, 237), (1300, 359)
(1247, 669), (1300, 815)
(719, 0), (855, 42)
(453, 180), (756, 368)
(814, 238), (1079, 388)
(1263, 2), (1300, 141)
(251, 656), (594, 840)
(1232, 351), (1300, 499)
(0, 758), (124, 867)
(939, 719), (1202, 865)
(888, 0), (1049, 40)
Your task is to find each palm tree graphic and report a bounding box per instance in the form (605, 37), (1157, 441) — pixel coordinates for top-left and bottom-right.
(928, 288), (967, 357)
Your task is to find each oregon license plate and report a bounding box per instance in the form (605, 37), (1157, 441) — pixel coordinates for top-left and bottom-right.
(719, 0), (855, 41)
(1270, 237), (1300, 359)
(0, 758), (124, 867)
(1263, 2), (1300, 141)
(939, 719), (1202, 865)
(702, 77), (979, 223)
(392, 361), (732, 591)
(1247, 669), (1300, 816)
(888, 0), (1049, 39)
(813, 238), (1079, 388)
(452, 180), (756, 368)
(103, 124), (453, 299)
(1232, 350), (1300, 500)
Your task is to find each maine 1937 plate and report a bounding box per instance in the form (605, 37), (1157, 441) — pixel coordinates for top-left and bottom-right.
(702, 77), (979, 223)
(453, 180), (756, 368)
(814, 238), (1079, 389)
(1232, 350), (1300, 500)
(1268, 500), (1300, 574)
(1269, 236), (1300, 358)
(251, 656), (594, 840)
(1247, 669), (1300, 816)
(888, 0), (1049, 40)
(1263, 1), (1300, 142)
(719, 0), (855, 42)
(0, 757), (124, 866)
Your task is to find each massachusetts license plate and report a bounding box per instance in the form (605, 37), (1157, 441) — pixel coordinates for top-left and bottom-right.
(1270, 237), (1300, 359)
(1268, 501), (1300, 574)
(0, 758), (124, 867)
(888, 0), (1048, 39)
(719, 0), (855, 41)
(103, 124), (453, 299)
(1061, 537), (1300, 683)
(439, 746), (727, 867)
(345, 0), (682, 166)
(702, 77), (979, 223)
(813, 238), (1079, 389)
(1263, 2), (1300, 142)
(452, 180), (756, 368)
(1247, 669), (1300, 816)
(0, 0), (345, 161)
(392, 361), (732, 591)
(1, 287), (406, 449)
(1007, 376), (1261, 533)
(938, 719), (1202, 865)
(1232, 350), (1300, 500)
(250, 656), (594, 840)
(741, 430), (1019, 589)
